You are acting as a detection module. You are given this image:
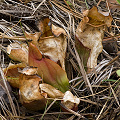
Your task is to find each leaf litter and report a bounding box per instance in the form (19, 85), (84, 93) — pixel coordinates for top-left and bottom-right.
(0, 0), (120, 120)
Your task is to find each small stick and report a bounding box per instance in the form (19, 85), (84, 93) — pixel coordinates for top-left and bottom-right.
(105, 55), (120, 67)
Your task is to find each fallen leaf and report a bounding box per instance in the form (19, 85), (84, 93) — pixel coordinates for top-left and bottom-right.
(29, 43), (69, 93)
(40, 83), (64, 98)
(87, 6), (112, 27)
(3, 63), (26, 88)
(18, 67), (38, 75)
(27, 18), (67, 70)
(37, 17), (53, 37)
(61, 91), (80, 111)
(38, 34), (67, 70)
(52, 24), (66, 37)
(7, 42), (28, 64)
(75, 6), (112, 72)
(19, 68), (47, 111)
(25, 31), (41, 47)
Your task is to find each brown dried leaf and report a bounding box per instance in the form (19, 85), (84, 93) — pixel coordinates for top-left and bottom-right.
(25, 31), (41, 47)
(4, 63), (26, 88)
(18, 67), (38, 75)
(77, 16), (89, 32)
(7, 43), (28, 64)
(38, 18), (67, 70)
(37, 18), (53, 37)
(61, 91), (80, 111)
(19, 71), (47, 111)
(76, 25), (104, 70)
(38, 34), (67, 70)
(40, 83), (64, 98)
(52, 24), (66, 37)
(87, 6), (112, 27)
(76, 6), (112, 71)
(26, 18), (67, 70)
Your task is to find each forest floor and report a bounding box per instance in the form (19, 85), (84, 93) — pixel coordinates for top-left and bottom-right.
(0, 0), (120, 120)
